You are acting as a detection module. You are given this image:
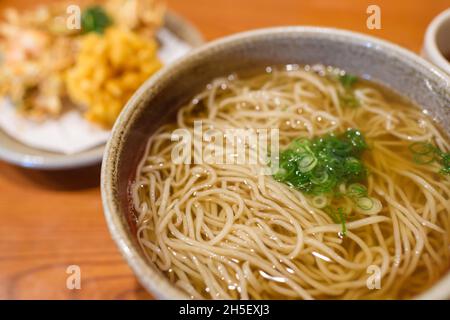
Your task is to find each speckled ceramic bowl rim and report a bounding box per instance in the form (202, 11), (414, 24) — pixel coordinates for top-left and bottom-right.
(0, 11), (204, 170)
(102, 26), (450, 300)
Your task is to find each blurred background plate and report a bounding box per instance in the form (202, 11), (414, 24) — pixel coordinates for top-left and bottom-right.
(0, 10), (204, 170)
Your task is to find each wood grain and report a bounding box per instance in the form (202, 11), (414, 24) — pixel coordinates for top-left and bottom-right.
(0, 0), (448, 300)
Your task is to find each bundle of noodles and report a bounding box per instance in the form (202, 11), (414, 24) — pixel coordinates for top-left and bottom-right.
(132, 65), (450, 299)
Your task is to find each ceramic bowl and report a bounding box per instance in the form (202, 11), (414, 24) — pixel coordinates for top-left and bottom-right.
(0, 11), (204, 170)
(423, 8), (450, 74)
(101, 26), (450, 299)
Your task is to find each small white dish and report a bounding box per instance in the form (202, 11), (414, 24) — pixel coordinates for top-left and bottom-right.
(422, 8), (450, 74)
(0, 11), (203, 170)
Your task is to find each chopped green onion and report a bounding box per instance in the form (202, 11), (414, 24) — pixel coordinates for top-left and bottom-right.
(440, 152), (450, 175)
(310, 167), (329, 184)
(290, 138), (310, 153)
(339, 94), (360, 108)
(347, 183), (368, 198)
(298, 154), (317, 172)
(413, 153), (436, 164)
(343, 129), (367, 152)
(338, 73), (359, 108)
(339, 74), (358, 89)
(274, 129), (368, 195)
(409, 142), (435, 155)
(356, 197), (374, 210)
(312, 195), (328, 208)
(409, 142), (450, 176)
(337, 207), (347, 237)
(81, 6), (112, 34)
(325, 206), (347, 237)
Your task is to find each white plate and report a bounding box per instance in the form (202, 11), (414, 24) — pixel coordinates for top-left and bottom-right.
(0, 11), (204, 170)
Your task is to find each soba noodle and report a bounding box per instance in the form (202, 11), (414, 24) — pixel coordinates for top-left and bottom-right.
(132, 65), (450, 299)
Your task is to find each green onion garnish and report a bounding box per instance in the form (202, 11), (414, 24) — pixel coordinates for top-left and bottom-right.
(298, 154), (317, 172)
(338, 73), (360, 108)
(347, 183), (368, 198)
(310, 167), (329, 185)
(312, 195), (328, 208)
(324, 206), (347, 237)
(81, 6), (112, 34)
(356, 197), (374, 210)
(337, 207), (347, 237)
(339, 74), (358, 89)
(409, 142), (450, 175)
(274, 129), (368, 195)
(409, 142), (435, 155)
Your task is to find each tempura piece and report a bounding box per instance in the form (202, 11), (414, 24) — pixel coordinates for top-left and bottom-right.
(105, 0), (166, 38)
(0, 0), (166, 124)
(65, 27), (162, 127)
(0, 6), (78, 118)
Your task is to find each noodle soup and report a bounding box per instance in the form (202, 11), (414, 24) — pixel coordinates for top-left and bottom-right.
(131, 65), (450, 299)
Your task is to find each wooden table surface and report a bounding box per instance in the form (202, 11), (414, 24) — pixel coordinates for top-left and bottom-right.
(0, 0), (449, 300)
